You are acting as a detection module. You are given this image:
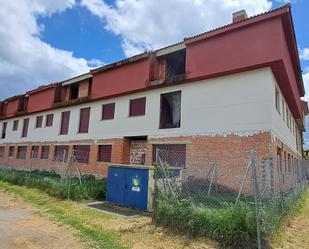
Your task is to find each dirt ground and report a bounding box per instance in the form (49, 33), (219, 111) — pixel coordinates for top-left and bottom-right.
(0, 189), (218, 249)
(0, 192), (89, 249)
(2, 184), (309, 249)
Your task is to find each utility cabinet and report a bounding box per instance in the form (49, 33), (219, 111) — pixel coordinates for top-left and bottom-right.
(106, 165), (155, 211)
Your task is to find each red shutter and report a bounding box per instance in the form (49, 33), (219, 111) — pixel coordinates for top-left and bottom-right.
(41, 146), (50, 159)
(79, 107), (90, 133)
(98, 145), (112, 162)
(129, 97), (146, 116)
(17, 146), (27, 159)
(102, 103), (115, 120)
(36, 116), (43, 128)
(13, 120), (19, 131)
(22, 118), (29, 137)
(153, 144), (186, 168)
(1, 122), (7, 139)
(46, 114), (54, 127)
(54, 145), (69, 161)
(0, 146), (4, 158)
(31, 146), (39, 158)
(9, 146), (15, 157)
(73, 145), (90, 163)
(60, 111), (70, 135)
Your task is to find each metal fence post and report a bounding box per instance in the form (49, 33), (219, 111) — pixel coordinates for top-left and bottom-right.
(276, 156), (284, 211)
(235, 160), (251, 207)
(251, 150), (262, 249)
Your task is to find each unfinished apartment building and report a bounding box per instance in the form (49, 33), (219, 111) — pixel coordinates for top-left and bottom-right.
(0, 5), (307, 190)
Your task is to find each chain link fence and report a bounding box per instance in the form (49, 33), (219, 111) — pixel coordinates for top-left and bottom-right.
(153, 148), (309, 249)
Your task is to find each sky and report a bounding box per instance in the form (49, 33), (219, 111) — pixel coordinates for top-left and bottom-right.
(0, 0), (309, 143)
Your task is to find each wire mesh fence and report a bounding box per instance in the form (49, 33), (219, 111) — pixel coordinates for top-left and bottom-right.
(153, 148), (309, 249)
(0, 148), (104, 201)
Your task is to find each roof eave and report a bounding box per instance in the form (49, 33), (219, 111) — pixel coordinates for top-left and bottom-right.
(90, 52), (154, 75)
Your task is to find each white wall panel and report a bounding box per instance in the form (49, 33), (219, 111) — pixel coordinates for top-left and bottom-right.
(0, 68), (286, 147)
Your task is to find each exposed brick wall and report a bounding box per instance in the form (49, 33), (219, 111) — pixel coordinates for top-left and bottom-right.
(78, 80), (89, 98)
(146, 132), (273, 192)
(158, 59), (167, 80)
(129, 140), (147, 165)
(0, 132), (296, 192)
(64, 86), (71, 102)
(271, 135), (303, 193)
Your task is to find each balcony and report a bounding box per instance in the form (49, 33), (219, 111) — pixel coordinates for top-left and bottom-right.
(150, 48), (186, 86)
(54, 74), (92, 107)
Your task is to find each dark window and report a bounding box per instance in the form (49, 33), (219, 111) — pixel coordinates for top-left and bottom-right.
(13, 120), (19, 131)
(35, 116), (43, 128)
(8, 146), (15, 158)
(0, 146), (4, 158)
(22, 118), (29, 137)
(98, 145), (112, 162)
(54, 83), (62, 103)
(1, 103), (7, 116)
(129, 97), (146, 117)
(158, 49), (186, 82)
(275, 88), (280, 112)
(60, 111), (70, 135)
(1, 122), (7, 139)
(153, 144), (186, 168)
(54, 145), (69, 161)
(160, 91), (181, 129)
(284, 151), (287, 172)
(0, 102), (4, 116)
(46, 114), (54, 127)
(166, 49), (186, 81)
(102, 103), (115, 120)
(41, 146), (50, 159)
(31, 146), (39, 159)
(70, 83), (79, 100)
(17, 146), (27, 159)
(277, 147), (282, 172)
(78, 107), (90, 133)
(17, 95), (28, 112)
(73, 145), (90, 163)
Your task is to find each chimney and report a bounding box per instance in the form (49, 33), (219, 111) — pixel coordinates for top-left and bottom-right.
(232, 10), (247, 23)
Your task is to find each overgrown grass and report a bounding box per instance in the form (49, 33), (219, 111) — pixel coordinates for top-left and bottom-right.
(153, 185), (308, 249)
(153, 195), (257, 248)
(0, 168), (106, 201)
(269, 188), (309, 244)
(0, 181), (126, 249)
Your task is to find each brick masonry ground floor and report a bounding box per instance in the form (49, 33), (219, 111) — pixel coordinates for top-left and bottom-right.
(0, 131), (302, 193)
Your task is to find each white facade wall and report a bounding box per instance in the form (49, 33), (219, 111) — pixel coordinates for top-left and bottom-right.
(0, 67), (297, 153)
(270, 73), (299, 153)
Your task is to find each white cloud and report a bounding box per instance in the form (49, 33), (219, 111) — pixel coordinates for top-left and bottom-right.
(303, 71), (309, 102)
(87, 58), (105, 68)
(0, 0), (100, 99)
(81, 0), (272, 57)
(300, 48), (309, 60)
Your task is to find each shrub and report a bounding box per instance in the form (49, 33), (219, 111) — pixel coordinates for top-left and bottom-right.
(0, 168), (106, 201)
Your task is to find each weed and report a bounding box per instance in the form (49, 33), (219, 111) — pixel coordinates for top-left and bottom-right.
(0, 168), (106, 201)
